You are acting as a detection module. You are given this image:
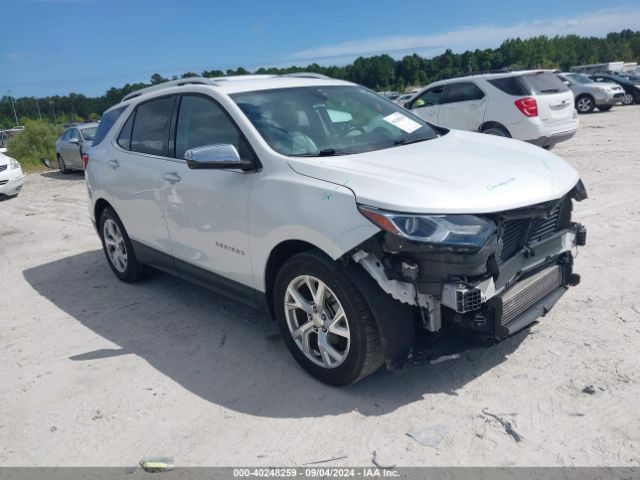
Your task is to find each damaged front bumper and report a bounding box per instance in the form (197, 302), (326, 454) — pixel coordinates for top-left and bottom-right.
(350, 189), (587, 368)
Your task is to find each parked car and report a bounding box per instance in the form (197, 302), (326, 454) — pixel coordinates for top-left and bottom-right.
(394, 93), (415, 106)
(405, 70), (578, 149)
(86, 75), (587, 385)
(588, 73), (640, 105)
(0, 148), (25, 198)
(555, 72), (625, 113)
(55, 122), (99, 173)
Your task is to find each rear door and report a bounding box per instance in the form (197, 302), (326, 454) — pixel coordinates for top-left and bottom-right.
(107, 96), (175, 262)
(519, 72), (574, 127)
(437, 81), (487, 131)
(408, 85), (445, 124)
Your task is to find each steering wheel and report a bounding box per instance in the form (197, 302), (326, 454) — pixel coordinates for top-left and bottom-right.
(343, 126), (367, 137)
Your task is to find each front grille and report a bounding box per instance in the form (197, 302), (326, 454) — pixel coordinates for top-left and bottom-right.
(0, 165), (7, 172)
(499, 265), (563, 325)
(499, 201), (563, 263)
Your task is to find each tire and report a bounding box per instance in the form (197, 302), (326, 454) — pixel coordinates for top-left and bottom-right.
(273, 250), (384, 385)
(481, 126), (510, 137)
(622, 93), (635, 106)
(57, 154), (71, 174)
(597, 105), (612, 112)
(576, 95), (595, 114)
(98, 207), (146, 282)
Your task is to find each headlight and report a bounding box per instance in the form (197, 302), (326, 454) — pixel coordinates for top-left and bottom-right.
(358, 205), (496, 250)
(9, 158), (20, 170)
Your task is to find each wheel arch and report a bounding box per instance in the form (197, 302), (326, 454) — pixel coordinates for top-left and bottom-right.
(94, 197), (114, 225)
(479, 121), (511, 137)
(263, 239), (326, 319)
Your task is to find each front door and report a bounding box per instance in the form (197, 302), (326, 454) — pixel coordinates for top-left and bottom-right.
(159, 94), (256, 295)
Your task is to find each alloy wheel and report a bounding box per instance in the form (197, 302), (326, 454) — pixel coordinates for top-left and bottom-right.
(623, 93), (634, 105)
(577, 97), (593, 113)
(103, 218), (128, 273)
(284, 275), (350, 369)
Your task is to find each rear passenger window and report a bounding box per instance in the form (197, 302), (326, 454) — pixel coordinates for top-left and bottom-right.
(175, 95), (253, 160)
(92, 106), (126, 146)
(130, 96), (175, 156)
(488, 77), (529, 96)
(442, 82), (485, 103)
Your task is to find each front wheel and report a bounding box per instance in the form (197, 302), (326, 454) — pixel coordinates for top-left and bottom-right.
(622, 93), (635, 106)
(273, 250), (383, 385)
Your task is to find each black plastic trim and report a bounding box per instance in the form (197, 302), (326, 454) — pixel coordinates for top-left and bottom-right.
(130, 240), (269, 312)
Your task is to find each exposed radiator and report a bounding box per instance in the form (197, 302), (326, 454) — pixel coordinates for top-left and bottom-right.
(498, 265), (563, 325)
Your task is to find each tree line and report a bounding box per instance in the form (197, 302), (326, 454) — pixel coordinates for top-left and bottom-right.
(1, 29), (639, 129)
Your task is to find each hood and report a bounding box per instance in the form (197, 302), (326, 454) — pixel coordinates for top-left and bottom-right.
(287, 130), (580, 214)
(0, 152), (12, 166)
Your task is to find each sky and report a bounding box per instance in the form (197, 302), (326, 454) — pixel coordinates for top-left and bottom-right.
(1, 0), (639, 98)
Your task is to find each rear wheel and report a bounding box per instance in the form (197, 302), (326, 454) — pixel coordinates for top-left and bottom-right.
(576, 95), (595, 114)
(98, 207), (146, 282)
(481, 125), (510, 137)
(57, 155), (70, 174)
(597, 105), (612, 112)
(273, 250), (383, 385)
(622, 93), (635, 105)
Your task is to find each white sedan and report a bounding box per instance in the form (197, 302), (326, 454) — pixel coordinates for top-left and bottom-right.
(0, 148), (25, 198)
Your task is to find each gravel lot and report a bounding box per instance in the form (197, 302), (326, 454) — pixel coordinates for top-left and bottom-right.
(1, 106), (639, 467)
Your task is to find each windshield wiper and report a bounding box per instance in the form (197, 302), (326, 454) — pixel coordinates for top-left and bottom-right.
(393, 137), (430, 146)
(291, 148), (346, 157)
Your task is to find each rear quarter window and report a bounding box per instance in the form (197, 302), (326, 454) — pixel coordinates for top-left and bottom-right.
(487, 77), (529, 96)
(519, 72), (570, 95)
(92, 106), (126, 146)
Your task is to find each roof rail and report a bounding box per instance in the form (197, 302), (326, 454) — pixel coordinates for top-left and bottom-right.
(282, 72), (331, 79)
(121, 77), (219, 102)
(446, 68), (512, 80)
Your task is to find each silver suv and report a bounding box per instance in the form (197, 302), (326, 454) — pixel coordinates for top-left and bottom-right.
(555, 73), (625, 113)
(56, 123), (99, 173)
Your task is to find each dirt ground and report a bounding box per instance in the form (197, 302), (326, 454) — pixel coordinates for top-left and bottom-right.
(1, 106), (639, 467)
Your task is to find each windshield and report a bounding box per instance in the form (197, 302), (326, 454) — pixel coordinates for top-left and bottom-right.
(231, 86), (439, 156)
(566, 74), (593, 85)
(80, 127), (97, 141)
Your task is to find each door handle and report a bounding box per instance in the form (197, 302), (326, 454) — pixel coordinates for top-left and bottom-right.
(107, 159), (119, 169)
(162, 172), (181, 183)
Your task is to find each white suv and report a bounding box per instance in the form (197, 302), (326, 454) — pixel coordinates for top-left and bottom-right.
(406, 71), (578, 149)
(86, 75), (587, 385)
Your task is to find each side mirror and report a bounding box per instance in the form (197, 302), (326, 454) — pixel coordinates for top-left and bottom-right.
(69, 138), (80, 144)
(563, 80), (571, 86)
(184, 144), (250, 170)
(0, 147), (7, 154)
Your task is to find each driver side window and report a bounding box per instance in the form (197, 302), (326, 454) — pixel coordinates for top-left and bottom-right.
(412, 86), (445, 108)
(175, 95), (254, 161)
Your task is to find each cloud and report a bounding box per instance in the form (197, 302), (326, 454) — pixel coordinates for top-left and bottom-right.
(288, 6), (640, 64)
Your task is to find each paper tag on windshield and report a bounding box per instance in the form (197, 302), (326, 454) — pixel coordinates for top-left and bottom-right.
(382, 112), (422, 133)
